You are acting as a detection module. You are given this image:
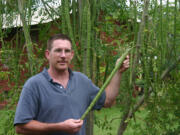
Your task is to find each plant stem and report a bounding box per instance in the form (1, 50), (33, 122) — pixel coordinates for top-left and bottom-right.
(17, 0), (34, 75)
(64, 0), (81, 62)
(173, 0), (177, 58)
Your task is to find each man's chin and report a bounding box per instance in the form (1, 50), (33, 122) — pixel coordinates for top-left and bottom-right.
(56, 66), (68, 71)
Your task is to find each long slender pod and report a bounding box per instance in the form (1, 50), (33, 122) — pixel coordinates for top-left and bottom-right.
(81, 48), (131, 120)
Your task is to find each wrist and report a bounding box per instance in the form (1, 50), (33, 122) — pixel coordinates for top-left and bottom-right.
(46, 122), (64, 132)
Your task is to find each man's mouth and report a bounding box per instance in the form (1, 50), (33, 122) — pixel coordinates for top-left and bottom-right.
(57, 61), (67, 64)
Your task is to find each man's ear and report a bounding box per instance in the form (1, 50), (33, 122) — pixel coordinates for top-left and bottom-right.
(45, 49), (50, 60)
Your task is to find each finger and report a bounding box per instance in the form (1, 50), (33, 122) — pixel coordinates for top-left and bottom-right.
(73, 119), (83, 123)
(123, 58), (129, 63)
(76, 123), (83, 128)
(123, 61), (129, 65)
(77, 121), (83, 127)
(124, 60), (129, 65)
(73, 120), (83, 127)
(122, 61), (129, 66)
(73, 119), (81, 123)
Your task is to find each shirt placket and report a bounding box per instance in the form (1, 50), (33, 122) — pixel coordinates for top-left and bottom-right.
(56, 84), (66, 93)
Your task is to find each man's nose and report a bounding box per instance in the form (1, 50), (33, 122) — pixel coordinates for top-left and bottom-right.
(60, 50), (66, 57)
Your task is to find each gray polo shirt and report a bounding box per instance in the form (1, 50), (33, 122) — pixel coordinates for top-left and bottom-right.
(14, 68), (106, 135)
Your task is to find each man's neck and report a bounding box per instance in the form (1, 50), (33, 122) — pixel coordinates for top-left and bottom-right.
(48, 68), (69, 82)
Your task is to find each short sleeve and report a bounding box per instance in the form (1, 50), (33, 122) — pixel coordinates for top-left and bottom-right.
(14, 86), (39, 126)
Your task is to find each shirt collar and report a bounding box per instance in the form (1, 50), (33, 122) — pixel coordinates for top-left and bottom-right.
(42, 68), (74, 82)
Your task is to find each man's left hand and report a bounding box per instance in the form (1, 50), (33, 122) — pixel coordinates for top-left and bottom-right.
(116, 55), (130, 73)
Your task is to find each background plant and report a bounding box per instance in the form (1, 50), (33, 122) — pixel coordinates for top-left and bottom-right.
(0, 0), (180, 135)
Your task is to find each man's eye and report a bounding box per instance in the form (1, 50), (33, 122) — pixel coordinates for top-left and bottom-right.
(55, 49), (62, 52)
(65, 49), (71, 53)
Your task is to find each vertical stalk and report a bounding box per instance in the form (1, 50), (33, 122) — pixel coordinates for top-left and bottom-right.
(142, 0), (150, 98)
(118, 0), (150, 134)
(72, 0), (77, 36)
(91, 0), (99, 80)
(27, 0), (32, 26)
(80, 1), (93, 134)
(103, 59), (109, 83)
(85, 111), (94, 135)
(132, 0), (148, 84)
(61, 0), (66, 34)
(153, 0), (161, 82)
(152, 0), (158, 24)
(81, 4), (87, 73)
(173, 0), (177, 58)
(17, 0), (32, 44)
(165, 0), (169, 60)
(91, 0), (97, 28)
(159, 0), (164, 66)
(129, 0), (137, 87)
(0, 0), (4, 47)
(17, 0), (34, 75)
(133, 0), (138, 43)
(78, 0), (84, 36)
(95, 34), (100, 86)
(160, 0), (163, 44)
(81, 1), (91, 76)
(87, 2), (94, 133)
(64, 0), (80, 62)
(86, 1), (91, 77)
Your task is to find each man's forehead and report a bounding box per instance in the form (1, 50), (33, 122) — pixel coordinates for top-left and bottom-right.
(52, 39), (72, 48)
(53, 39), (71, 44)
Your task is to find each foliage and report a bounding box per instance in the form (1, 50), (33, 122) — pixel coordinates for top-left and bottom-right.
(0, 0), (180, 135)
(94, 106), (121, 135)
(145, 82), (180, 135)
(0, 109), (17, 135)
(94, 0), (180, 134)
(0, 19), (46, 135)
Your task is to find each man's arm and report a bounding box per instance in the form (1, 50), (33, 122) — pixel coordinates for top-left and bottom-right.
(104, 55), (129, 108)
(15, 119), (83, 135)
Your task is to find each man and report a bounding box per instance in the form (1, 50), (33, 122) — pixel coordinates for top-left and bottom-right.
(14, 33), (129, 135)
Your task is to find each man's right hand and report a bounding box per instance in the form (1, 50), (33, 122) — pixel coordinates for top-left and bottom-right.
(15, 119), (83, 135)
(60, 119), (83, 134)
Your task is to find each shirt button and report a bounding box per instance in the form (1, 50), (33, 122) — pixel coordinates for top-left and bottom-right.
(60, 86), (63, 89)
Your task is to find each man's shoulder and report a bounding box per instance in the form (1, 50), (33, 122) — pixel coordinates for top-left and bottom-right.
(72, 71), (93, 84)
(72, 71), (89, 79)
(24, 72), (45, 87)
(28, 72), (44, 81)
